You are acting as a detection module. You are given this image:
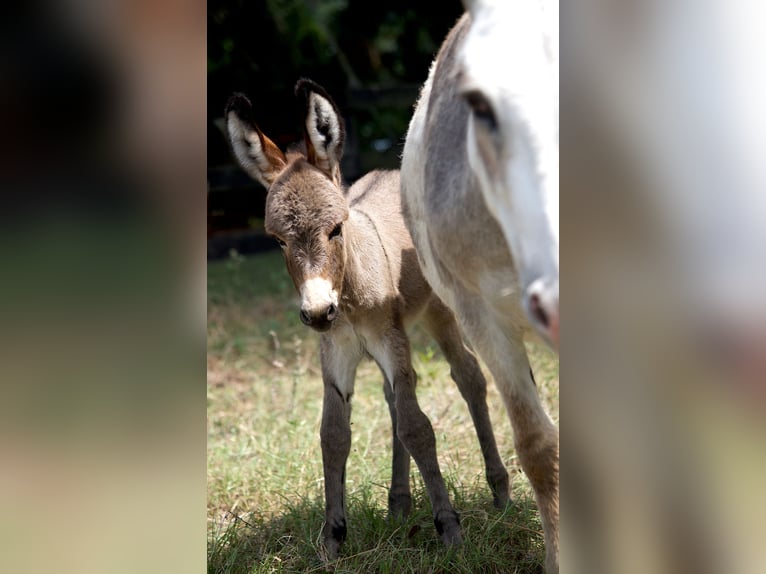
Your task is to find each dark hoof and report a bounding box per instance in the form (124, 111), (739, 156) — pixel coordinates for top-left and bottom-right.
(492, 489), (512, 510)
(321, 519), (346, 561)
(488, 470), (511, 509)
(388, 492), (412, 522)
(434, 509), (463, 546)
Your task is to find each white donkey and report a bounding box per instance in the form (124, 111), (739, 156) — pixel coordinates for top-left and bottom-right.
(401, 1), (559, 572)
(225, 79), (511, 560)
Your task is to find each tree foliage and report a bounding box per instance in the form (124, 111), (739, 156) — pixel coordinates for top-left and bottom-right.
(208, 0), (464, 167)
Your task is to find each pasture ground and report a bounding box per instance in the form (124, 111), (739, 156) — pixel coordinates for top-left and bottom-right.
(207, 250), (559, 573)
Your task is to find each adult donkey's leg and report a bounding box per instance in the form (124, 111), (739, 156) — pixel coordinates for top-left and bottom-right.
(424, 298), (510, 508)
(458, 304), (559, 574)
(500, 343), (558, 574)
(368, 326), (462, 547)
(381, 371), (412, 520)
(319, 333), (363, 560)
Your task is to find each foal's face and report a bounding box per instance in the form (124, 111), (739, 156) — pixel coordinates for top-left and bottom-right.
(265, 160), (349, 332)
(460, 0), (559, 347)
(225, 80), (349, 333)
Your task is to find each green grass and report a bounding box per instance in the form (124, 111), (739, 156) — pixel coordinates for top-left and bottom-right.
(208, 250), (559, 573)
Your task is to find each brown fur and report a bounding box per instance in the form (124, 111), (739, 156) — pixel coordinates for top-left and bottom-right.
(225, 79), (510, 560)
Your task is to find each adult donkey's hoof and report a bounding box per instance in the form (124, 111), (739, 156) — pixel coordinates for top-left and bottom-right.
(434, 509), (462, 546)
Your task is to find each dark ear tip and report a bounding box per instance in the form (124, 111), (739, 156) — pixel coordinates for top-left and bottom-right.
(225, 93), (252, 117)
(295, 78), (318, 99)
(295, 78), (334, 105)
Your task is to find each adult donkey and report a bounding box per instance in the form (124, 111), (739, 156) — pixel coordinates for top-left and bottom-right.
(225, 79), (510, 559)
(401, 1), (559, 572)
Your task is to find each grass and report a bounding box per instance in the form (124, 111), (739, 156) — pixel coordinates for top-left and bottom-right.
(208, 250), (559, 573)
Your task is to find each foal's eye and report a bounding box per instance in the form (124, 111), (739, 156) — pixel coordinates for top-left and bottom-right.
(464, 90), (498, 132)
(275, 237), (287, 249)
(329, 223), (342, 240)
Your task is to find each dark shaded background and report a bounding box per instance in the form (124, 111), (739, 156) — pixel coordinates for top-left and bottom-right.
(207, 0), (463, 257)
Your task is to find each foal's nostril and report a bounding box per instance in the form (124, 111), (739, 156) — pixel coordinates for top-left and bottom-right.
(299, 309), (311, 326)
(529, 293), (550, 329)
(326, 303), (337, 322)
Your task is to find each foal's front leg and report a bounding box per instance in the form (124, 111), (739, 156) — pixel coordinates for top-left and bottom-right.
(319, 334), (362, 560)
(382, 372), (412, 520)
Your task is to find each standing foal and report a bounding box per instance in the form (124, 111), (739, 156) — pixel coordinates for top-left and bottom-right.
(225, 79), (509, 559)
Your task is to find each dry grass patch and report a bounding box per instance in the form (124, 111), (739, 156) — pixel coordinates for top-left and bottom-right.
(208, 251), (558, 573)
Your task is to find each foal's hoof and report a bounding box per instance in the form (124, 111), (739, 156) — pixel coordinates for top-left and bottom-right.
(489, 472), (511, 509)
(388, 492), (412, 522)
(434, 509), (463, 546)
(321, 519), (346, 562)
(492, 487), (512, 510)
(320, 536), (341, 563)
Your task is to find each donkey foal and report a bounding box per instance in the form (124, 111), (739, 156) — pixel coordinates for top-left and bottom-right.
(225, 79), (510, 559)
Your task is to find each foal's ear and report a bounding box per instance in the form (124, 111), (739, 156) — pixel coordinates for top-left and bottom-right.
(295, 79), (345, 185)
(225, 93), (287, 188)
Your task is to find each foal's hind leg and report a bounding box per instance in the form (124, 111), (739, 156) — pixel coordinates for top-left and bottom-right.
(424, 298), (510, 508)
(381, 371), (412, 520)
(367, 326), (462, 547)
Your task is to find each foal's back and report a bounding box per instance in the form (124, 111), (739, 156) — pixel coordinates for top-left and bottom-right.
(348, 170), (407, 246)
(345, 169), (434, 322)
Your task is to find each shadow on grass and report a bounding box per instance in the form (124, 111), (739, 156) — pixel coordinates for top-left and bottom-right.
(208, 483), (545, 574)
